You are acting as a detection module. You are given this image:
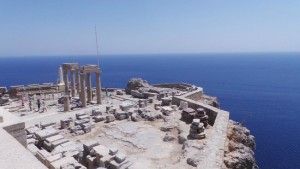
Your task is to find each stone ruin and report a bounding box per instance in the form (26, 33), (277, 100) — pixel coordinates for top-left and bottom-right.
(0, 75), (238, 169)
(62, 63), (102, 112)
(26, 123), (136, 169)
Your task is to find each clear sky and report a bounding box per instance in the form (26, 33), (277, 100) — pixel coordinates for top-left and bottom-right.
(1, 0), (300, 56)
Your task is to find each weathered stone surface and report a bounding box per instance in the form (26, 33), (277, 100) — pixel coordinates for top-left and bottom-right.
(106, 114), (115, 123)
(178, 133), (187, 144)
(115, 152), (127, 163)
(109, 147), (119, 155)
(83, 125), (92, 133)
(160, 124), (176, 132)
(116, 90), (125, 95)
(74, 130), (85, 135)
(161, 97), (172, 106)
(92, 145), (110, 158)
(190, 133), (205, 139)
(45, 153), (63, 168)
(91, 109), (102, 116)
(27, 143), (40, 154)
(74, 119), (90, 126)
(86, 156), (96, 169)
(76, 112), (87, 119)
(187, 157), (201, 167)
(163, 133), (176, 142)
(131, 113), (139, 122)
(49, 156), (78, 169)
(161, 106), (174, 116)
(125, 78), (149, 94)
(36, 149), (51, 164)
(60, 118), (72, 129)
(120, 101), (137, 111)
(183, 140), (205, 150)
(83, 140), (100, 153)
(34, 128), (59, 140)
(93, 115), (105, 122)
(70, 125), (82, 133)
(181, 108), (196, 123)
(26, 126), (41, 134)
(179, 101), (188, 110)
(142, 112), (162, 121)
(115, 112), (129, 120)
(40, 122), (56, 129)
(45, 134), (64, 143)
(154, 103), (161, 110)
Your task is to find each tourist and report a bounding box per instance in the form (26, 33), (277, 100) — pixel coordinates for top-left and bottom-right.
(76, 100), (82, 108)
(36, 99), (41, 112)
(21, 98), (25, 107)
(28, 100), (32, 111)
(105, 88), (108, 97)
(42, 101), (47, 112)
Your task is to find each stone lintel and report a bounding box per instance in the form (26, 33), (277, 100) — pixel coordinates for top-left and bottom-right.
(62, 63), (79, 70)
(80, 65), (100, 74)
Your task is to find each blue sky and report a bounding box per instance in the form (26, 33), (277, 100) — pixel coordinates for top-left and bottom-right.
(0, 0), (300, 56)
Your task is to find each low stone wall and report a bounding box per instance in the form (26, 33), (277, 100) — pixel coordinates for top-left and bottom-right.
(0, 107), (27, 147)
(185, 91), (203, 101)
(173, 96), (218, 126)
(198, 109), (229, 169)
(152, 83), (195, 90)
(172, 88), (230, 168)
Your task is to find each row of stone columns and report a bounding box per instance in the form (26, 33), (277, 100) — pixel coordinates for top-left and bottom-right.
(79, 71), (102, 107)
(62, 64), (102, 112)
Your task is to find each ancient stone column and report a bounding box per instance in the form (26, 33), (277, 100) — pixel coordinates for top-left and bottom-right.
(70, 69), (76, 97)
(75, 69), (80, 93)
(86, 73), (92, 102)
(63, 69), (70, 112)
(95, 72), (102, 104)
(80, 73), (87, 108)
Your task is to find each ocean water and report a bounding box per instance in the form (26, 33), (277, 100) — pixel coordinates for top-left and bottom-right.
(0, 53), (300, 169)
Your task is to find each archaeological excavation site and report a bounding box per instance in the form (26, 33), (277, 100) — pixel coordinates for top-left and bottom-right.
(0, 63), (257, 169)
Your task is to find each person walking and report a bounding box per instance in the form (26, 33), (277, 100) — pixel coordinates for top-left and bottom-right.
(21, 98), (25, 107)
(42, 101), (47, 113)
(28, 100), (32, 111)
(37, 99), (41, 112)
(105, 88), (108, 97)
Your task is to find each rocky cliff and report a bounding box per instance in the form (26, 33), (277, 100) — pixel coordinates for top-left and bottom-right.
(223, 120), (258, 169)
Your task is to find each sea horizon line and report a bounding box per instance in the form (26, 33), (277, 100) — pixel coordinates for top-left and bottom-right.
(0, 51), (300, 58)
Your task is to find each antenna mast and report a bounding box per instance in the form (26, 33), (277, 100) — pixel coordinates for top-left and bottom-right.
(94, 26), (99, 66)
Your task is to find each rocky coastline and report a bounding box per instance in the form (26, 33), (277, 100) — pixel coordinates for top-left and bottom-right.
(224, 120), (258, 169)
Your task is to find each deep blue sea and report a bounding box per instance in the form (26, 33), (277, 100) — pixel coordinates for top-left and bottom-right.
(0, 53), (299, 169)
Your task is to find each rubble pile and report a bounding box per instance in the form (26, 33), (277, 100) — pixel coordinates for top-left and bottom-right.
(25, 126), (86, 169)
(80, 141), (136, 169)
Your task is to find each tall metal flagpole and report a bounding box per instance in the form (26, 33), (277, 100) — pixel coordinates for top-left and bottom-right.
(95, 26), (99, 67)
